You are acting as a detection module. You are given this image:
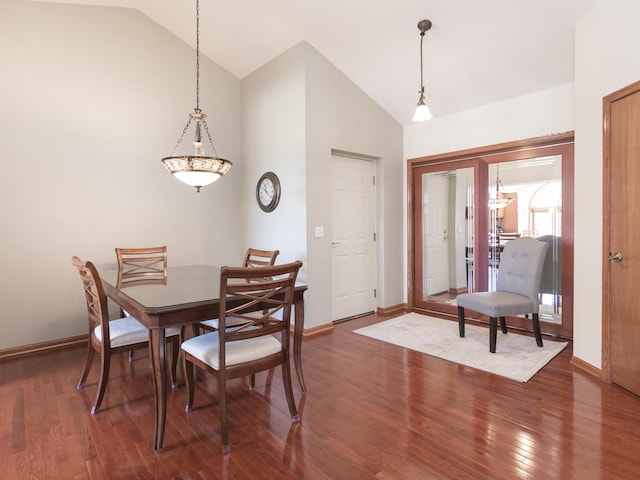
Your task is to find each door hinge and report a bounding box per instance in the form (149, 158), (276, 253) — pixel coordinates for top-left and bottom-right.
(374, 289), (377, 298)
(373, 232), (377, 242)
(373, 176), (376, 185)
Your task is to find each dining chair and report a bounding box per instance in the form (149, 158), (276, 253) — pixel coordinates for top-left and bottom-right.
(199, 248), (279, 332)
(181, 260), (302, 453)
(71, 256), (179, 414)
(456, 237), (549, 353)
(115, 246), (168, 361)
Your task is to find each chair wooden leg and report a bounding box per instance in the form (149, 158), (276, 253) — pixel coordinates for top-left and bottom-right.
(532, 313), (544, 347)
(500, 316), (507, 334)
(91, 351), (110, 414)
(249, 374), (256, 390)
(218, 376), (230, 454)
(489, 317), (497, 353)
(457, 306), (465, 337)
(169, 337), (179, 388)
(282, 360), (299, 422)
(184, 357), (195, 412)
(77, 345), (95, 389)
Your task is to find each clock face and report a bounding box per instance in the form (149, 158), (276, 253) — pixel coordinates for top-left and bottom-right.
(256, 172), (281, 212)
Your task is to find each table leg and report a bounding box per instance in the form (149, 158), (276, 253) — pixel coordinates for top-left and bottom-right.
(149, 328), (167, 452)
(293, 300), (306, 394)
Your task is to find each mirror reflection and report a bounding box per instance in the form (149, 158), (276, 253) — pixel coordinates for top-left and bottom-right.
(422, 155), (562, 324)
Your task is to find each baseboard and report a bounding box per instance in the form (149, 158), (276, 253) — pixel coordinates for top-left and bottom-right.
(0, 335), (87, 362)
(377, 303), (408, 316)
(570, 355), (602, 379)
(302, 322), (334, 338)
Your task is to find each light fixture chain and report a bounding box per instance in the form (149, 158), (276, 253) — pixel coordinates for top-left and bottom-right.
(201, 120), (219, 158)
(419, 31), (425, 95)
(172, 117), (193, 155)
(195, 0), (200, 111)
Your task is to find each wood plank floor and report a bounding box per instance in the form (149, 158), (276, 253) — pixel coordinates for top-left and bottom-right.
(1, 313), (639, 479)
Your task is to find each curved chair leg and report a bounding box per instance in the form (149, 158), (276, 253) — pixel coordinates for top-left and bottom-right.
(77, 345), (95, 389)
(282, 360), (299, 423)
(91, 351), (110, 414)
(169, 337), (179, 388)
(489, 317), (498, 353)
(500, 316), (507, 334)
(457, 306), (465, 337)
(532, 313), (544, 347)
(184, 357), (195, 411)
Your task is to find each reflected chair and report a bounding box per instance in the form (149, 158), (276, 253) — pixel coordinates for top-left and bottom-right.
(71, 256), (179, 413)
(456, 237), (549, 353)
(181, 260), (302, 453)
(199, 248), (279, 333)
(536, 235), (562, 314)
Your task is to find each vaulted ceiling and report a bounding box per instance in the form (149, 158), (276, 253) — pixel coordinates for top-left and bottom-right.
(37, 0), (596, 126)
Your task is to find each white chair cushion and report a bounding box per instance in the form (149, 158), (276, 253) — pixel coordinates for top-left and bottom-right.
(93, 318), (180, 348)
(181, 331), (282, 370)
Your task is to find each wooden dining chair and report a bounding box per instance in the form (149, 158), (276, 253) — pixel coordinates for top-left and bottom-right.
(71, 256), (179, 414)
(115, 246), (168, 361)
(181, 260), (302, 453)
(199, 248), (279, 333)
(115, 246), (167, 289)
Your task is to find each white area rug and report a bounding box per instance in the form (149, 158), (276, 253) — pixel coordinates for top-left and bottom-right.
(353, 313), (568, 382)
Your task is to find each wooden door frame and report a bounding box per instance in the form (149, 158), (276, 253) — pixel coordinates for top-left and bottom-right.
(407, 132), (574, 336)
(601, 79), (640, 382)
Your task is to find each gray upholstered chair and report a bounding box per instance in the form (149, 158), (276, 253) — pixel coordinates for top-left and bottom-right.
(536, 235), (562, 314)
(456, 236), (549, 353)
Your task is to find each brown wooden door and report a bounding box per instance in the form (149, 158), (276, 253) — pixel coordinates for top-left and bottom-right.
(604, 81), (640, 396)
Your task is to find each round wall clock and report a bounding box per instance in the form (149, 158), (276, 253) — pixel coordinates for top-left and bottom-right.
(256, 171), (281, 212)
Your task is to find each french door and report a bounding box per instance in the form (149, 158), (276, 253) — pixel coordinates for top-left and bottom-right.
(408, 134), (574, 338)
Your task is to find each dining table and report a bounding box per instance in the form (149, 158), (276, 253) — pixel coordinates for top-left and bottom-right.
(99, 264), (308, 452)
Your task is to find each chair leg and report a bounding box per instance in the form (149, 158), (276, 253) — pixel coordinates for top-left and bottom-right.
(489, 317), (497, 353)
(500, 316), (507, 334)
(532, 313), (544, 347)
(128, 350), (135, 363)
(169, 337), (179, 388)
(91, 351), (110, 414)
(282, 360), (299, 422)
(457, 306), (465, 337)
(218, 376), (230, 454)
(249, 374), (256, 390)
(184, 357), (195, 412)
(77, 345), (95, 389)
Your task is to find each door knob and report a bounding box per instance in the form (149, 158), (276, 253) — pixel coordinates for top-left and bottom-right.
(608, 252), (623, 262)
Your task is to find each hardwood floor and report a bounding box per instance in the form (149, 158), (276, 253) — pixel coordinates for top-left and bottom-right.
(1, 313), (639, 479)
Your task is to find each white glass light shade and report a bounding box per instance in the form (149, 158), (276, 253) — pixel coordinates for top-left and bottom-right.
(413, 102), (433, 122)
(162, 155), (232, 192)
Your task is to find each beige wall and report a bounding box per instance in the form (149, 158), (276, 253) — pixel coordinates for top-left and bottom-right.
(242, 42), (404, 329)
(0, 0), (243, 349)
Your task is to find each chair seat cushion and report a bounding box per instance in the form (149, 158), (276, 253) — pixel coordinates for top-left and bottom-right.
(181, 331), (282, 370)
(457, 291), (534, 318)
(93, 318), (179, 347)
(200, 312), (262, 330)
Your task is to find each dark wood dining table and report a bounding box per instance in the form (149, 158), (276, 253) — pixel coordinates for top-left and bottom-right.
(99, 264), (308, 452)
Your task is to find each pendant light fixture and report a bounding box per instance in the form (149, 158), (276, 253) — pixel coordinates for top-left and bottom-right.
(489, 164), (514, 210)
(161, 0), (232, 192)
(412, 19), (434, 122)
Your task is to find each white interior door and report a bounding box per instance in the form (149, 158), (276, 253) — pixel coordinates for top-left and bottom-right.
(331, 155), (376, 321)
(424, 174), (450, 296)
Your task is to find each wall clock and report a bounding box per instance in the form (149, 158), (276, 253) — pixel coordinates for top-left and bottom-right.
(256, 171), (281, 212)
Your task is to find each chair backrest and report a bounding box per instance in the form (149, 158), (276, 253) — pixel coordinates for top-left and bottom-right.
(496, 237), (549, 312)
(71, 256), (111, 345)
(217, 261), (302, 363)
(243, 248), (280, 268)
(536, 235), (562, 295)
(115, 246), (167, 287)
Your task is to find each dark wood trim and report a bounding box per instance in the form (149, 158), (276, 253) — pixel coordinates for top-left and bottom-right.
(601, 79), (640, 383)
(0, 335), (87, 362)
(407, 132), (575, 337)
(571, 354), (602, 379)
(376, 303), (408, 316)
